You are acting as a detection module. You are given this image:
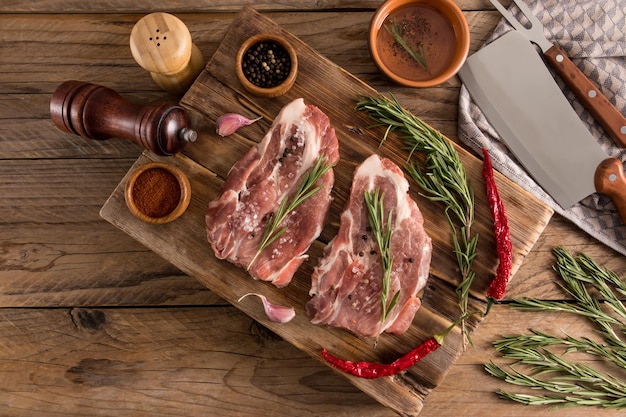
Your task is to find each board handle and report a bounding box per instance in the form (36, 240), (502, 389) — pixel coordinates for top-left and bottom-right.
(50, 80), (196, 156)
(544, 44), (626, 148)
(595, 157), (626, 225)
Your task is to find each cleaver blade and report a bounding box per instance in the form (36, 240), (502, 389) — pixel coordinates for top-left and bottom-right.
(458, 30), (626, 223)
(488, 0), (626, 147)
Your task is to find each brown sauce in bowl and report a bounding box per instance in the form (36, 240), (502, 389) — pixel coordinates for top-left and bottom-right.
(376, 3), (457, 82)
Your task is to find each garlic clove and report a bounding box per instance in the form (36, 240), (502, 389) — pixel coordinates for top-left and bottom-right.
(216, 113), (262, 137)
(237, 292), (295, 323)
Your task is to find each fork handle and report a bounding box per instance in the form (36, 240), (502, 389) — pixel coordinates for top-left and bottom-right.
(544, 44), (626, 148)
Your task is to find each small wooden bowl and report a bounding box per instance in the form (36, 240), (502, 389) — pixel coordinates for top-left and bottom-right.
(235, 33), (298, 98)
(369, 0), (470, 88)
(125, 162), (191, 224)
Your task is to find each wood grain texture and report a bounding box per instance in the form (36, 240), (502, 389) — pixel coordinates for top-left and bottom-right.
(0, 304), (621, 417)
(0, 0), (507, 13)
(0, 307), (394, 417)
(99, 7), (552, 416)
(1, 1), (625, 416)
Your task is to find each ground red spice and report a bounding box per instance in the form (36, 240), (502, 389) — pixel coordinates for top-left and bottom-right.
(132, 167), (181, 218)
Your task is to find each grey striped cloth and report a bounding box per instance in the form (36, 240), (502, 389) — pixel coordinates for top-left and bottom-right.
(458, 0), (626, 255)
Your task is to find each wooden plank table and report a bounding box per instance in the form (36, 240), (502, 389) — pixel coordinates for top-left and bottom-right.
(1, 1), (625, 416)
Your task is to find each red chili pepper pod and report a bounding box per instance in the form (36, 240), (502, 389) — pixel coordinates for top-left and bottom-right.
(481, 148), (513, 302)
(321, 314), (466, 379)
(321, 337), (441, 379)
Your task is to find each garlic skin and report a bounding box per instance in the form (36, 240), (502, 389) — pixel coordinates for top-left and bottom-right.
(237, 293), (295, 323)
(216, 113), (262, 137)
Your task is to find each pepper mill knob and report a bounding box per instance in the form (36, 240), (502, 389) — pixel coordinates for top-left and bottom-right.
(130, 12), (205, 95)
(50, 80), (197, 156)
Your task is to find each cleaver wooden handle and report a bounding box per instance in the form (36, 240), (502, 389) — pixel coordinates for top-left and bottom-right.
(544, 44), (626, 148)
(595, 158), (626, 224)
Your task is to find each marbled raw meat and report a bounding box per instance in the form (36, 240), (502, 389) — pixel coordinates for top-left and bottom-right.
(206, 98), (339, 287)
(306, 154), (432, 337)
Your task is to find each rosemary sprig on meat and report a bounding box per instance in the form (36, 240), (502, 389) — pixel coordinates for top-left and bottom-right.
(355, 94), (478, 329)
(364, 189), (400, 322)
(248, 156), (334, 269)
(486, 247), (626, 409)
(384, 18), (428, 70)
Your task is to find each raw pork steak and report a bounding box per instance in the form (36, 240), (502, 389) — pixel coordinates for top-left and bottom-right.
(206, 98), (339, 287)
(306, 155), (432, 337)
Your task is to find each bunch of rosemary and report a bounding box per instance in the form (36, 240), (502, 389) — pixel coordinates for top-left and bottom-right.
(486, 247), (626, 409)
(355, 94), (478, 323)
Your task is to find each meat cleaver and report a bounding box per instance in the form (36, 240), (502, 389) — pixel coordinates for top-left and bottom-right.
(489, 0), (626, 148)
(458, 30), (626, 223)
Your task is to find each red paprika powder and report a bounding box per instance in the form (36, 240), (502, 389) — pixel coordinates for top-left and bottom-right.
(132, 167), (181, 218)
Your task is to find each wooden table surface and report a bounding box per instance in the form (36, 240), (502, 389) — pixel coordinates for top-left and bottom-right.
(1, 1), (625, 416)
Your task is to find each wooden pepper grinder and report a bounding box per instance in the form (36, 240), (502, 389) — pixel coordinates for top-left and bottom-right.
(130, 12), (205, 95)
(50, 80), (197, 156)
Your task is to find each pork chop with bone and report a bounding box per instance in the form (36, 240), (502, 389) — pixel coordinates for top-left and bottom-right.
(306, 154), (432, 338)
(206, 98), (339, 287)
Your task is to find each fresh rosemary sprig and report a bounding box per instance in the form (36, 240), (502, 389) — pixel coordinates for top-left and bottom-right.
(384, 18), (428, 70)
(355, 94), (478, 326)
(486, 351), (626, 409)
(364, 189), (400, 322)
(486, 247), (626, 409)
(492, 329), (626, 371)
(248, 155), (334, 269)
(511, 248), (626, 349)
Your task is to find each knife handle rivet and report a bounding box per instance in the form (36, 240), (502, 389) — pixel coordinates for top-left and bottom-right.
(588, 90), (597, 99)
(555, 54), (564, 63)
(609, 173), (618, 182)
(621, 126), (626, 135)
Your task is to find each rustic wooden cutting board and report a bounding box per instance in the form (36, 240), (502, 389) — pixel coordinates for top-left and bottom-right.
(101, 6), (553, 416)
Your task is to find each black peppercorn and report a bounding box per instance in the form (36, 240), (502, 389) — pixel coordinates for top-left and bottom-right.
(242, 40), (291, 89)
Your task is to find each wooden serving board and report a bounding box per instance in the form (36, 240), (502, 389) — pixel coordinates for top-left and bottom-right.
(101, 6), (553, 416)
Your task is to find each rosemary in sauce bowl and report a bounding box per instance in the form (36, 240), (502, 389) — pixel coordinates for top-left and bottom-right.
(377, 4), (456, 81)
(369, 0), (470, 87)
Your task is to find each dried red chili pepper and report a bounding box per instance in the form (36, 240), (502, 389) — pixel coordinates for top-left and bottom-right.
(321, 338), (440, 379)
(481, 148), (513, 302)
(321, 316), (464, 379)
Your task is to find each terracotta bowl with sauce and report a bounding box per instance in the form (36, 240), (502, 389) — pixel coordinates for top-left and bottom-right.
(125, 162), (191, 224)
(369, 0), (470, 88)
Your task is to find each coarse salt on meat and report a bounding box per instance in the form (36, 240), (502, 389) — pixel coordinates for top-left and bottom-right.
(206, 98), (339, 287)
(306, 154), (432, 337)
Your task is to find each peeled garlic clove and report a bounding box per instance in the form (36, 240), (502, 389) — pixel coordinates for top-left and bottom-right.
(216, 113), (262, 137)
(237, 293), (295, 323)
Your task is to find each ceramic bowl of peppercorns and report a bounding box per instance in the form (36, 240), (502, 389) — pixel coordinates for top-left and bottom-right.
(236, 33), (298, 98)
(125, 162), (191, 224)
(369, 0), (470, 88)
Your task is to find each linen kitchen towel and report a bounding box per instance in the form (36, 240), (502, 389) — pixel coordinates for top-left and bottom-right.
(459, 0), (626, 255)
